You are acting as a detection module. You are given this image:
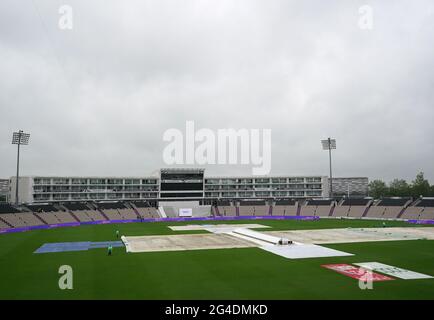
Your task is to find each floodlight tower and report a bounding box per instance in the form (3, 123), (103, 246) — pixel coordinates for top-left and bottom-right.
(12, 130), (30, 205)
(321, 138), (336, 198)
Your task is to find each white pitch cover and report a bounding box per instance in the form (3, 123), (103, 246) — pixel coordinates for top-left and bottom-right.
(354, 262), (433, 280)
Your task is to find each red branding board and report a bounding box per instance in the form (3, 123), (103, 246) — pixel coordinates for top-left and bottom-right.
(322, 264), (394, 281)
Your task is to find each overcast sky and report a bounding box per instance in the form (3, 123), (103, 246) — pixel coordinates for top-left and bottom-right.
(0, 0), (433, 182)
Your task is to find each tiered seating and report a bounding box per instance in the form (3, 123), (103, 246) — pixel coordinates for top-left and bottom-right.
(71, 211), (92, 222)
(273, 200), (298, 216)
(333, 199), (371, 218)
(26, 204), (77, 224)
(118, 208), (138, 220)
(300, 199), (333, 217)
(1, 213), (27, 227)
(15, 213), (45, 226)
(62, 203), (94, 222)
(332, 205), (350, 217)
(417, 199), (434, 220)
(26, 204), (62, 224)
(366, 198), (410, 219)
(35, 213), (60, 224)
(0, 204), (19, 229)
(63, 203), (107, 222)
(132, 201), (160, 219)
(53, 211), (78, 223)
(96, 202), (126, 220)
(401, 198), (434, 220)
(0, 218), (10, 229)
(238, 200), (268, 216)
(217, 200), (237, 216)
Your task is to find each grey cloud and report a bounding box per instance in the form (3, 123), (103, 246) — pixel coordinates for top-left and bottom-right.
(1, 0), (433, 182)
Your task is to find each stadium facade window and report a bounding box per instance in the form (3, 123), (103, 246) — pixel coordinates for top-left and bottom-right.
(221, 179), (237, 185)
(306, 191), (322, 196)
(34, 178), (51, 185)
(34, 194), (50, 200)
(272, 191), (288, 196)
(239, 192), (254, 197)
(255, 185), (270, 190)
(222, 192), (236, 197)
(142, 179), (157, 184)
(255, 191), (270, 197)
(238, 179), (253, 184)
(107, 179), (123, 185)
(71, 179), (88, 185)
(205, 179), (220, 185)
(125, 179), (140, 185)
(237, 185), (254, 190)
(53, 178), (69, 185)
(205, 192), (220, 197)
(288, 191), (304, 196)
(90, 179), (105, 185)
(288, 178), (304, 183)
(71, 194), (88, 200)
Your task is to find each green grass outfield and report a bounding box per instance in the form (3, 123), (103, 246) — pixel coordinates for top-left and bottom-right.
(0, 219), (433, 299)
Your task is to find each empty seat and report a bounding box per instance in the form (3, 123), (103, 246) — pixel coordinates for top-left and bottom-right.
(273, 200), (297, 216)
(219, 206), (237, 216)
(365, 206), (386, 218)
(118, 208), (138, 220)
(15, 213), (44, 226)
(53, 212), (77, 223)
(238, 206), (255, 216)
(347, 206), (367, 218)
(315, 206), (333, 217)
(418, 208), (434, 220)
(332, 206), (350, 217)
(400, 207), (423, 220)
(300, 200), (333, 217)
(104, 209), (124, 220)
(1, 214), (27, 227)
(300, 206), (316, 216)
(0, 219), (10, 229)
(35, 212), (60, 224)
(72, 211), (93, 222)
(86, 211), (107, 221)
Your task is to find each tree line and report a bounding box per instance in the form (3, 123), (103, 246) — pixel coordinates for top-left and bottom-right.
(368, 172), (434, 199)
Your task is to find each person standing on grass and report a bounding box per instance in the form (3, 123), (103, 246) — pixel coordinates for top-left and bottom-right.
(108, 245), (113, 256)
(116, 230), (120, 239)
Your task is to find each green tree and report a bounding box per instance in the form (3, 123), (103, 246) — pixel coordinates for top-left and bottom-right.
(368, 180), (389, 198)
(410, 172), (431, 198)
(389, 179), (410, 197)
(430, 184), (434, 197)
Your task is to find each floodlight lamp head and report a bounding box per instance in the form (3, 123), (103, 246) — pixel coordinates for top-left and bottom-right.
(321, 138), (336, 150)
(12, 131), (30, 145)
